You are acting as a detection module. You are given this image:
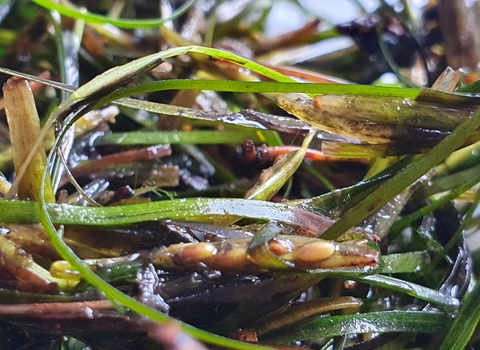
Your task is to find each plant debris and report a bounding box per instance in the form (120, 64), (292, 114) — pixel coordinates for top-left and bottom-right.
(0, 1), (478, 350)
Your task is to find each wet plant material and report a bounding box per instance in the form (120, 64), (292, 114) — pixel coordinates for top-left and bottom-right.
(0, 1), (479, 349)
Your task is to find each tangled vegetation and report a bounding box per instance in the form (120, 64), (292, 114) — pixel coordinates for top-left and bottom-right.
(0, 1), (479, 349)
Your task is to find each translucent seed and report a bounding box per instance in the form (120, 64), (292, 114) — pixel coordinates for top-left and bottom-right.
(293, 240), (335, 262)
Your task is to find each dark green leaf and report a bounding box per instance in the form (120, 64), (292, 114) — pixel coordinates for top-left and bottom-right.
(266, 311), (450, 343)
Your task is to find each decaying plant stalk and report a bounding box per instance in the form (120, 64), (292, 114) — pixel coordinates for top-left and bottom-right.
(3, 77), (54, 202)
(277, 94), (476, 144)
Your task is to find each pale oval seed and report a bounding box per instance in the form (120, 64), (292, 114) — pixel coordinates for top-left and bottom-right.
(293, 240), (335, 262)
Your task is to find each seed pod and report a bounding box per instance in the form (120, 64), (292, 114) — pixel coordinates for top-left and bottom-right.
(149, 235), (379, 273)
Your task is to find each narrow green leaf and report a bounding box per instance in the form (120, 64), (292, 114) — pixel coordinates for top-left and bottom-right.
(266, 311), (450, 343)
(0, 198), (326, 228)
(107, 79), (422, 99)
(379, 251), (431, 274)
(33, 0), (195, 29)
(94, 130), (273, 147)
(426, 163), (480, 196)
(452, 79), (480, 93)
(339, 274), (459, 307)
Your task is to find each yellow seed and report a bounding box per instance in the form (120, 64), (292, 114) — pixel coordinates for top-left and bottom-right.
(293, 240), (335, 262)
(50, 261), (82, 280)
